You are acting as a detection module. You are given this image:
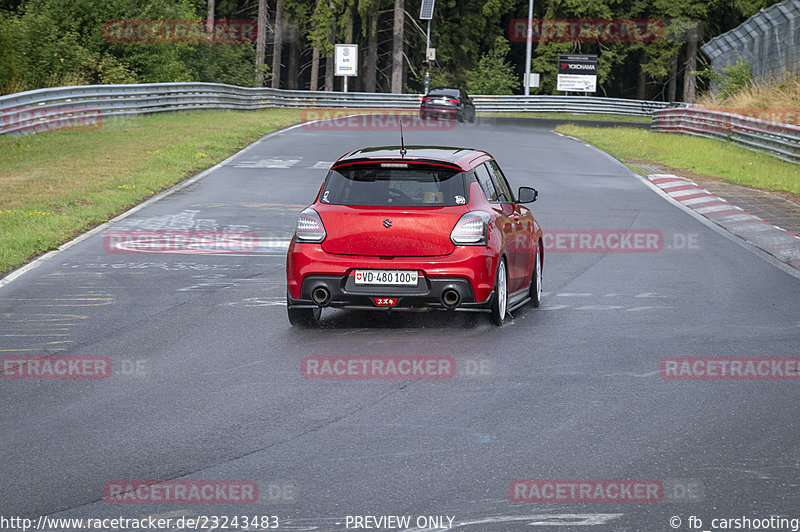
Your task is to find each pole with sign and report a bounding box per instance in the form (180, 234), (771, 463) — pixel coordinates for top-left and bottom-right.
(556, 54), (597, 93)
(523, 0), (534, 96)
(420, 0), (435, 94)
(335, 44), (358, 92)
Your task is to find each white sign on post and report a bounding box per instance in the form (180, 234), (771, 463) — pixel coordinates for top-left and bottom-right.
(525, 73), (540, 87)
(556, 54), (597, 93)
(335, 44), (358, 76)
(556, 74), (596, 92)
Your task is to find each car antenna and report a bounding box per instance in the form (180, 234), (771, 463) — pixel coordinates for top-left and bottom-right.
(399, 117), (407, 158)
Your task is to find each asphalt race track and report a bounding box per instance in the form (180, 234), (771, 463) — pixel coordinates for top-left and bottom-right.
(1, 116), (799, 531)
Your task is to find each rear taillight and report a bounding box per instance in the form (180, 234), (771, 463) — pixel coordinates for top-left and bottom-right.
(451, 211), (490, 245)
(422, 97), (433, 103)
(295, 208), (326, 243)
(446, 98), (460, 104)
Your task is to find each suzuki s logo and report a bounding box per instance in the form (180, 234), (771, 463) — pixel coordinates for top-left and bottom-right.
(383, 219), (392, 228)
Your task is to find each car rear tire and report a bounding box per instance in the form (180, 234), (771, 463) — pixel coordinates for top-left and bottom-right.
(490, 258), (508, 326)
(287, 293), (321, 327)
(529, 249), (542, 308)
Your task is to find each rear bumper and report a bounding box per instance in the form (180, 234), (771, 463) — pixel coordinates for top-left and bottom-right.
(419, 106), (459, 119)
(288, 275), (493, 311)
(286, 242), (498, 309)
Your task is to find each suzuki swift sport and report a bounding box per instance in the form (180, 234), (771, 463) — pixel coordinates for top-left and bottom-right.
(286, 146), (543, 326)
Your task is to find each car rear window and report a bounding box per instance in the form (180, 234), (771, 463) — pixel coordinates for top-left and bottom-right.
(321, 163), (467, 207)
(426, 89), (460, 98)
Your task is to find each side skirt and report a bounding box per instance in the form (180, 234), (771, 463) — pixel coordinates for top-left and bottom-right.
(507, 285), (532, 313)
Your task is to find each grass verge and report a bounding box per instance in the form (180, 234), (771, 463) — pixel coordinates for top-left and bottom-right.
(555, 124), (800, 197)
(695, 75), (799, 122)
(0, 108), (303, 275)
(479, 111), (651, 123)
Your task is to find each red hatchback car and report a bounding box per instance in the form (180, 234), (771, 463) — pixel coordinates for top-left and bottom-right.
(286, 146), (543, 326)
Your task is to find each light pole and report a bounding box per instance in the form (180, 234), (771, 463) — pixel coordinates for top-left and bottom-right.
(424, 19), (431, 94)
(524, 0), (534, 96)
(420, 0), (434, 95)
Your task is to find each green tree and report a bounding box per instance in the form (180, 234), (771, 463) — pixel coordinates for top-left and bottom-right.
(416, 0), (516, 91)
(695, 59), (752, 99)
(466, 36), (519, 94)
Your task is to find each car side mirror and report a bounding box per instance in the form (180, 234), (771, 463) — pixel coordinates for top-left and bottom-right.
(517, 186), (538, 203)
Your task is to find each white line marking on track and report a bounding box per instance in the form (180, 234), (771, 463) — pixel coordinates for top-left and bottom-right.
(234, 158), (301, 168)
(669, 188), (706, 197)
(653, 177), (688, 182)
(682, 195), (719, 205)
(695, 204), (740, 214)
(655, 180), (696, 187)
(736, 223), (778, 233)
(723, 213), (761, 221)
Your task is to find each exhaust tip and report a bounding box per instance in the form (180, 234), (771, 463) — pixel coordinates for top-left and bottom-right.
(441, 288), (461, 309)
(312, 286), (331, 306)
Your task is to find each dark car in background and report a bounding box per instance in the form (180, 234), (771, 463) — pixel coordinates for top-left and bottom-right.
(420, 88), (476, 123)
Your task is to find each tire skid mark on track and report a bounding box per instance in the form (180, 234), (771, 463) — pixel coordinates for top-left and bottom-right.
(397, 513), (624, 531)
(540, 304), (675, 311)
(538, 291), (675, 312)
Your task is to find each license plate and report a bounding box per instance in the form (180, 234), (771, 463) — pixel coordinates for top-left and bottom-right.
(354, 270), (419, 286)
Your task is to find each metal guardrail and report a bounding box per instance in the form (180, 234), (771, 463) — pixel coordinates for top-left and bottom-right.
(0, 83), (420, 135)
(3, 83), (795, 164)
(652, 108), (800, 164)
(472, 95), (673, 117)
(0, 82), (676, 135)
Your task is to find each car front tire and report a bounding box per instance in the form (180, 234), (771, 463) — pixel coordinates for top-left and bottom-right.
(490, 258), (508, 326)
